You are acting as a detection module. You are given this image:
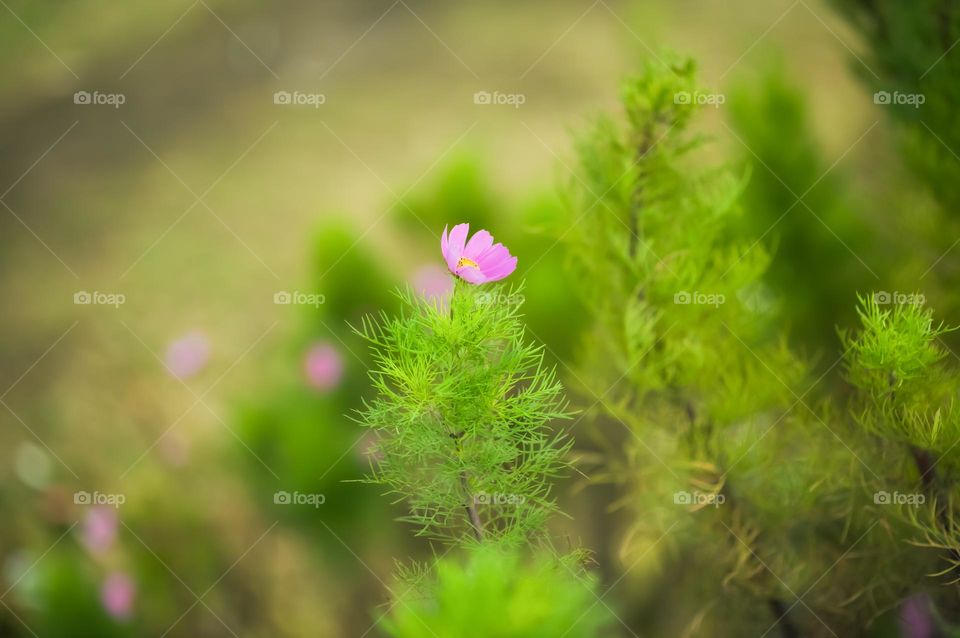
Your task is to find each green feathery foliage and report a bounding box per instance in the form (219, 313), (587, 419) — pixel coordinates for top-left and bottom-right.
(563, 53), (817, 631)
(843, 296), (960, 501)
(842, 294), (952, 425)
(564, 55), (793, 403)
(841, 295), (960, 618)
(356, 275), (615, 636)
(355, 280), (572, 546)
(381, 546), (611, 638)
(560, 55), (937, 634)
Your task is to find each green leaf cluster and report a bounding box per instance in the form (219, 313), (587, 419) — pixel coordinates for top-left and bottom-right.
(843, 294), (960, 487)
(356, 281), (572, 546)
(562, 54), (927, 634)
(382, 546), (612, 638)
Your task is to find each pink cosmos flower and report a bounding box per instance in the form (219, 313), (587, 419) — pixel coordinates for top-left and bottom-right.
(101, 572), (135, 621)
(303, 342), (344, 392)
(441, 224), (517, 284)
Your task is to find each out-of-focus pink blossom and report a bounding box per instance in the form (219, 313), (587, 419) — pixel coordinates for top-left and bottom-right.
(441, 224), (517, 284)
(165, 331), (211, 379)
(304, 343), (344, 392)
(899, 594), (935, 638)
(81, 506), (118, 556)
(412, 263), (454, 302)
(101, 572), (135, 621)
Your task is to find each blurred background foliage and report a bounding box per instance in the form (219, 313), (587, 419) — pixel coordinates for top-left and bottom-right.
(1, 0), (959, 636)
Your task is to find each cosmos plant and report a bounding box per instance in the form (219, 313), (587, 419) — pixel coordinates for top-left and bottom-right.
(356, 226), (613, 636)
(558, 50), (960, 635)
(356, 225), (562, 545)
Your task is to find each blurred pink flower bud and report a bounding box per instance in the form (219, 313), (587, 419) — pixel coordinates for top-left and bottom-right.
(165, 331), (211, 379)
(899, 594), (934, 638)
(101, 572), (135, 621)
(304, 343), (344, 392)
(412, 263), (454, 303)
(81, 506), (118, 556)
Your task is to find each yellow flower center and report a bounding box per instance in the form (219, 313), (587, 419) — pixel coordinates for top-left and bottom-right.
(456, 256), (479, 270)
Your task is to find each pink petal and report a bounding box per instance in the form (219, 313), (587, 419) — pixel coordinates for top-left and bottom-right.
(458, 267), (488, 284)
(476, 243), (511, 270)
(473, 235), (504, 260)
(445, 223), (469, 271)
(463, 230), (493, 260)
(440, 226), (449, 263)
(483, 256), (518, 282)
(477, 243), (517, 281)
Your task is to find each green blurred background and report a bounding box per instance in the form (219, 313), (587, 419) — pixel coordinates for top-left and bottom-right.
(0, 0), (913, 635)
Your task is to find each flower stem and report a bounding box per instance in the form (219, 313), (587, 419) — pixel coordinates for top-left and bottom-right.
(459, 471), (484, 542)
(447, 282), (483, 541)
(909, 444), (958, 559)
